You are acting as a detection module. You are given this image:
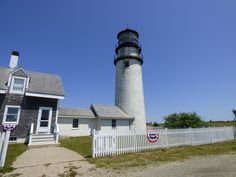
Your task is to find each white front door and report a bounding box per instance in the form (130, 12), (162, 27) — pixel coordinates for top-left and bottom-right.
(37, 107), (52, 133)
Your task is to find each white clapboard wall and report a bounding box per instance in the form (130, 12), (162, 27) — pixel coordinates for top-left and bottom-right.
(92, 127), (235, 157)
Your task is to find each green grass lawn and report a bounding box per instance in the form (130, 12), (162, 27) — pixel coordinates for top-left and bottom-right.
(59, 136), (92, 158)
(207, 121), (236, 127)
(0, 143), (28, 173)
(60, 136), (236, 170)
(89, 141), (236, 169)
(148, 121), (236, 128)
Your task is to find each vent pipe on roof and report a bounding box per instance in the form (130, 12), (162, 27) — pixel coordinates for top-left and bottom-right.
(9, 51), (19, 69)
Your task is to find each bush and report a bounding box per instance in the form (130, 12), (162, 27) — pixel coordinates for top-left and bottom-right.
(164, 112), (205, 128)
(153, 122), (158, 127)
(232, 109), (236, 121)
(146, 122), (153, 126)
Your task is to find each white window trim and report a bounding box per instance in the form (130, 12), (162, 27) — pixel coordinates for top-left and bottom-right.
(36, 107), (53, 134)
(25, 92), (65, 99)
(0, 90), (6, 94)
(3, 105), (21, 124)
(72, 118), (79, 129)
(7, 68), (30, 88)
(9, 76), (27, 95)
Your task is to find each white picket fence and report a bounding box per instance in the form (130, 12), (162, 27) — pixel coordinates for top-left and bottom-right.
(92, 126), (235, 157)
(0, 132), (8, 167)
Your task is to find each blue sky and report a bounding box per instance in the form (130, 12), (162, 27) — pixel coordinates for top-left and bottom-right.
(0, 0), (236, 122)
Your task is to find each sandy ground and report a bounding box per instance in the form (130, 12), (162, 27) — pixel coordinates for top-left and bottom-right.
(4, 146), (95, 177)
(4, 146), (236, 177)
(83, 153), (236, 177)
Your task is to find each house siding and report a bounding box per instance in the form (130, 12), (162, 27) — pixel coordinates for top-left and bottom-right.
(97, 119), (131, 131)
(58, 117), (133, 137)
(0, 93), (58, 140)
(58, 117), (96, 137)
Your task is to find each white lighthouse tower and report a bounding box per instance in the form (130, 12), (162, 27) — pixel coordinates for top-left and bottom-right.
(114, 29), (146, 130)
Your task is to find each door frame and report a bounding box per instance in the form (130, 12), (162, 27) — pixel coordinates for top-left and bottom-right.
(36, 107), (53, 134)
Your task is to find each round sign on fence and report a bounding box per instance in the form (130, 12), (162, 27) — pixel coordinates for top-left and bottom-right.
(2, 124), (17, 131)
(147, 133), (159, 143)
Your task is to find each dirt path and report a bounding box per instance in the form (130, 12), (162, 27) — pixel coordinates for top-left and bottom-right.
(5, 146), (95, 177)
(83, 153), (236, 177)
(4, 147), (236, 177)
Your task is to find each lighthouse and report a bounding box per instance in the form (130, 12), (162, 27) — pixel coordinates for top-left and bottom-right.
(114, 29), (146, 130)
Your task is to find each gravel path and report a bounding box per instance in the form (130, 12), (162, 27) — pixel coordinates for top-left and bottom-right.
(129, 153), (236, 177)
(83, 153), (236, 177)
(4, 147), (236, 177)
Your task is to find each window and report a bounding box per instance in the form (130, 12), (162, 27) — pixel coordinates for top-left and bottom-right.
(40, 110), (50, 127)
(9, 136), (17, 142)
(3, 106), (21, 124)
(112, 119), (116, 129)
(72, 119), (79, 129)
(10, 77), (26, 94)
(124, 61), (129, 68)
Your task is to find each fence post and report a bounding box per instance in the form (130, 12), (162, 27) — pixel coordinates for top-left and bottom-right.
(165, 128), (168, 147)
(112, 130), (116, 155)
(0, 130), (10, 167)
(225, 127), (229, 140)
(189, 127), (193, 145)
(92, 129), (96, 158)
(210, 127), (213, 144)
(134, 128), (137, 152)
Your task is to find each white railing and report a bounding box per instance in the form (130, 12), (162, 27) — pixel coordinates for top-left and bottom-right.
(28, 123), (34, 145)
(0, 133), (5, 153)
(54, 123), (59, 143)
(92, 126), (235, 157)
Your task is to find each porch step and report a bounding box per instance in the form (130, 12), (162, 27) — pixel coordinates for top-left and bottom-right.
(29, 141), (59, 146)
(29, 134), (58, 146)
(32, 134), (54, 139)
(31, 138), (55, 142)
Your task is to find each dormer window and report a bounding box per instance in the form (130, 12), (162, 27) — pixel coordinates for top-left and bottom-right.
(10, 76), (26, 94)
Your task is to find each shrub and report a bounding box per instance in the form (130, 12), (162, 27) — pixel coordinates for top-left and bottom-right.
(164, 112), (205, 128)
(153, 122), (158, 127)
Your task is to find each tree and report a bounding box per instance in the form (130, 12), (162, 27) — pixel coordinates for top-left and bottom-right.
(232, 109), (236, 121)
(153, 122), (158, 127)
(163, 112), (205, 128)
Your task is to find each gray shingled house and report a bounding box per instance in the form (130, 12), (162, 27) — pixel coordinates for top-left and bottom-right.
(0, 51), (64, 145)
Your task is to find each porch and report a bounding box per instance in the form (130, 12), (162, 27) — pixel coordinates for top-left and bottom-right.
(28, 123), (59, 146)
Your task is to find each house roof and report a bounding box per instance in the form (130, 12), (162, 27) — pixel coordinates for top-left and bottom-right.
(58, 107), (95, 118)
(58, 105), (134, 120)
(91, 104), (134, 119)
(0, 67), (65, 97)
(0, 68), (10, 90)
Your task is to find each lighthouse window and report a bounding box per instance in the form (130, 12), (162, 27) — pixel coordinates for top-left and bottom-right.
(124, 61), (129, 68)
